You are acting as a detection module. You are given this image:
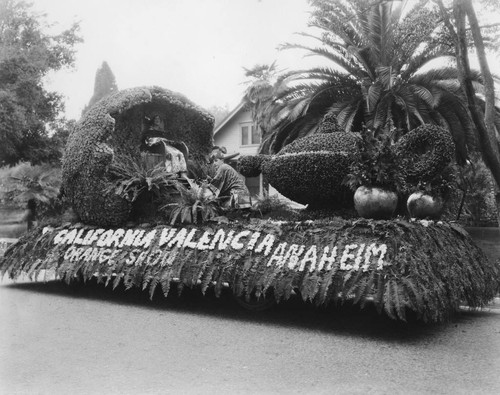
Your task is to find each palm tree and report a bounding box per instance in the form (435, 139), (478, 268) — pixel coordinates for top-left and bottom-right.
(242, 62), (279, 137)
(261, 0), (495, 162)
(3, 163), (62, 228)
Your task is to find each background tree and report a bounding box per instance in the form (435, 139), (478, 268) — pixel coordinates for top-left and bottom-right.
(243, 62), (279, 138)
(0, 0), (82, 166)
(436, 0), (500, 222)
(81, 61), (118, 115)
(48, 117), (76, 159)
(206, 104), (231, 128)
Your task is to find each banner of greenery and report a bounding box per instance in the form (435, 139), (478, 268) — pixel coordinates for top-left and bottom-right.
(1, 218), (498, 323)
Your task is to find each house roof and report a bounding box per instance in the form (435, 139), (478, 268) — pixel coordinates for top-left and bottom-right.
(213, 101), (247, 136)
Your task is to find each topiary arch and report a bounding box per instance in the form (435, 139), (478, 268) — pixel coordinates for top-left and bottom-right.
(62, 86), (214, 226)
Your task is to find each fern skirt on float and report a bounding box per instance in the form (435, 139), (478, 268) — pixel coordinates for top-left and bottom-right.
(1, 218), (499, 323)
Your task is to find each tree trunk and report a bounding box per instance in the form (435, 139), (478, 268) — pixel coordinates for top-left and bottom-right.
(461, 0), (500, 226)
(463, 0), (498, 153)
(453, 0), (500, 225)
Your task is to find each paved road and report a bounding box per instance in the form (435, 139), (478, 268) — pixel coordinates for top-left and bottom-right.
(1, 276), (499, 395)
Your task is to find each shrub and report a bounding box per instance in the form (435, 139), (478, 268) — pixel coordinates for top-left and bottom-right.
(106, 154), (177, 203)
(280, 132), (358, 154)
(409, 164), (457, 200)
(316, 112), (344, 134)
(344, 129), (406, 193)
(237, 155), (267, 178)
(0, 162), (63, 219)
(164, 180), (220, 225)
(396, 124), (455, 182)
(62, 86), (214, 226)
(444, 157), (498, 226)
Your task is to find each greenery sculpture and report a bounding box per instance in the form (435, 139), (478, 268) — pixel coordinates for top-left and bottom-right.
(396, 125), (456, 185)
(262, 132), (359, 208)
(237, 113), (360, 209)
(62, 86), (214, 226)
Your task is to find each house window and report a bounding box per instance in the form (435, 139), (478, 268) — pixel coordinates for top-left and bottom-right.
(241, 123), (261, 146)
(245, 174), (261, 197)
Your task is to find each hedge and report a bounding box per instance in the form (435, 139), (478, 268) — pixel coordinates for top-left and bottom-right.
(237, 155), (267, 178)
(316, 112), (344, 134)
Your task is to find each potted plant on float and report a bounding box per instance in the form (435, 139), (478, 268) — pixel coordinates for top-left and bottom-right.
(106, 154), (177, 221)
(163, 180), (220, 225)
(343, 129), (406, 219)
(406, 165), (456, 220)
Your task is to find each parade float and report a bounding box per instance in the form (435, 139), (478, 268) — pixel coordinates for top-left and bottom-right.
(1, 86), (499, 323)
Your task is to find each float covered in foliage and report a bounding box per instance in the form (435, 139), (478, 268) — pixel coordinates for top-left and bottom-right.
(1, 218), (498, 323)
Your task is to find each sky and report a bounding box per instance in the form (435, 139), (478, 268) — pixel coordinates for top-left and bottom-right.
(34, 0), (314, 120)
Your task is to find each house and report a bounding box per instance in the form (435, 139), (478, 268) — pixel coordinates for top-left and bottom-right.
(213, 101), (304, 208)
(212, 101), (264, 197)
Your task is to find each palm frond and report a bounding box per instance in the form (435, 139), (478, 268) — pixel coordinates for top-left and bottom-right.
(256, 0), (500, 164)
(334, 97), (365, 132)
(268, 113), (323, 154)
(281, 43), (366, 78)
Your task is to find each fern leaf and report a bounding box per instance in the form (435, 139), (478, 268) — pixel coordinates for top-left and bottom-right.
(200, 260), (217, 295)
(159, 264), (174, 297)
(401, 276), (423, 311)
(142, 273), (151, 291)
(375, 273), (385, 313)
(383, 279), (396, 320)
(181, 207), (192, 224)
(214, 268), (225, 298)
(392, 280), (406, 321)
(113, 273), (123, 290)
(300, 272), (321, 302)
(170, 207), (181, 225)
(317, 267), (337, 304)
(149, 276), (160, 299)
(353, 276), (369, 305)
